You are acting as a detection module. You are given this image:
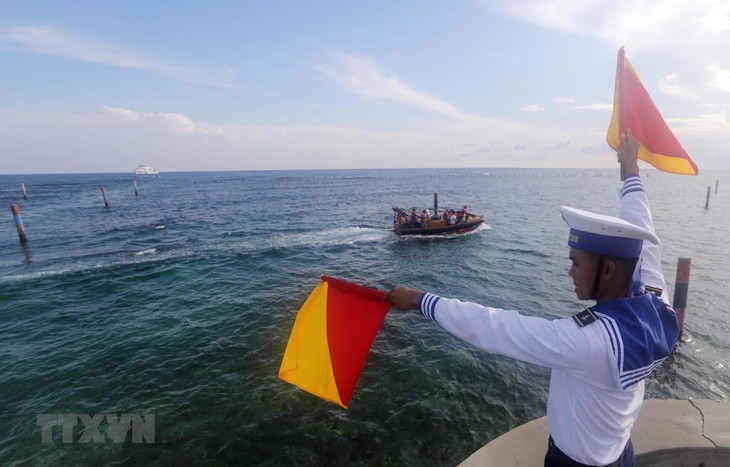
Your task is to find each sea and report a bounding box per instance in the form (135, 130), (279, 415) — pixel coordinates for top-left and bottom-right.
(0, 168), (728, 466)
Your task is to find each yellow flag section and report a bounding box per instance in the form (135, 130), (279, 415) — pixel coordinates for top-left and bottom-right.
(607, 47), (698, 175)
(279, 276), (390, 408)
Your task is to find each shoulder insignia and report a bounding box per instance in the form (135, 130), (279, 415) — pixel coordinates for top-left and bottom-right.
(572, 308), (598, 327)
(644, 285), (663, 296)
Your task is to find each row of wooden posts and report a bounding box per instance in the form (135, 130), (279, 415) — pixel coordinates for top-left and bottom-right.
(9, 180), (141, 243)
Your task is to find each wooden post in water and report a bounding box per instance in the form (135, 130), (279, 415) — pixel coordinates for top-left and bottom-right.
(716, 180), (719, 194)
(10, 204), (29, 243)
(133, 180), (139, 196)
(433, 193), (439, 218)
(672, 257), (691, 338)
(101, 186), (110, 208)
(704, 186), (710, 209)
(21, 183), (28, 200)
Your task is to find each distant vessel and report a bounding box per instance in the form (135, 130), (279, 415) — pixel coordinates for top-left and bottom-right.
(134, 165), (159, 176)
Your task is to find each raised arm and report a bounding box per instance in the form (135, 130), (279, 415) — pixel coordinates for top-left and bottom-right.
(616, 130), (668, 301)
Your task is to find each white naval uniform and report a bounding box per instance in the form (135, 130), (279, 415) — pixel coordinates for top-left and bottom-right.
(417, 175), (678, 466)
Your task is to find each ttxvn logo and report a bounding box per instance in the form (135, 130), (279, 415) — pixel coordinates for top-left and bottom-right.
(36, 413), (155, 444)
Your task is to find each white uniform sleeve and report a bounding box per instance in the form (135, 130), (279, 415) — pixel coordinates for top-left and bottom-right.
(418, 293), (603, 373)
(618, 174), (668, 301)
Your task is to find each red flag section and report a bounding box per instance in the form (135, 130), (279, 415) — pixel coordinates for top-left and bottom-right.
(607, 47), (698, 175)
(279, 276), (389, 408)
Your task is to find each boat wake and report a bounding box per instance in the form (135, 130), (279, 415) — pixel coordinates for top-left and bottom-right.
(241, 226), (391, 252)
(0, 227), (391, 284)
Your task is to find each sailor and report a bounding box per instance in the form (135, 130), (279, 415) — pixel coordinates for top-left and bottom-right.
(447, 210), (457, 225)
(386, 130), (679, 467)
(410, 207), (421, 227)
(420, 209), (431, 224)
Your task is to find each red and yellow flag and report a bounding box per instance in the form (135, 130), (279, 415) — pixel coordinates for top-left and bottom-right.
(607, 47), (698, 175)
(279, 275), (390, 408)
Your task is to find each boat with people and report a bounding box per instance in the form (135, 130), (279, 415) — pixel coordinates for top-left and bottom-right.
(392, 193), (485, 236)
(134, 164), (159, 176)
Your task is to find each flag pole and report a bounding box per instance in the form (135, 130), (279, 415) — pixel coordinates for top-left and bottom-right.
(617, 47), (627, 182)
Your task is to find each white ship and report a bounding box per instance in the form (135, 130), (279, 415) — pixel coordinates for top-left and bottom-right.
(134, 165), (159, 176)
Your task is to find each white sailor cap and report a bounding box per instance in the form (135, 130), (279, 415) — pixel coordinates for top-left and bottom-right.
(560, 206), (659, 258)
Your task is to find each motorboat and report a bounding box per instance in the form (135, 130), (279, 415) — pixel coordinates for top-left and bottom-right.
(134, 165), (159, 176)
(392, 193), (485, 236)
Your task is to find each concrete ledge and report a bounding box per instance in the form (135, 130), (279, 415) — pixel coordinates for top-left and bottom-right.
(459, 399), (730, 467)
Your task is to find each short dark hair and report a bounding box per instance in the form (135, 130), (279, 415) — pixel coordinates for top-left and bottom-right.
(606, 255), (639, 290)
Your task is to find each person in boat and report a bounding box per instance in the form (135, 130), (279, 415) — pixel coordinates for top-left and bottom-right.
(397, 210), (408, 226)
(409, 207), (422, 228)
(461, 205), (470, 222)
(447, 209), (457, 225)
(420, 209), (431, 225)
(386, 130), (679, 467)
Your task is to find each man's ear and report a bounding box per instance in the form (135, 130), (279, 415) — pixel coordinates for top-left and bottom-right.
(602, 258), (619, 281)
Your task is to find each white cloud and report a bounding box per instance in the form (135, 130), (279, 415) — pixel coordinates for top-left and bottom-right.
(104, 107), (199, 134)
(1, 106), (630, 173)
(519, 104), (544, 112)
(658, 73), (699, 99)
(708, 65), (730, 92)
(573, 103), (613, 112)
(547, 139), (571, 150)
(667, 111), (729, 134)
(318, 52), (491, 124)
(494, 0), (730, 111)
(496, 0), (730, 51)
(103, 106), (143, 122)
(0, 25), (237, 87)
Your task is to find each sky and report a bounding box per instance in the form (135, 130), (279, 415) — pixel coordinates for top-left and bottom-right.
(1, 0), (729, 174)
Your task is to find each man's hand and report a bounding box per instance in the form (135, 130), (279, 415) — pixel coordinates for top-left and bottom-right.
(385, 286), (423, 311)
(617, 129), (640, 180)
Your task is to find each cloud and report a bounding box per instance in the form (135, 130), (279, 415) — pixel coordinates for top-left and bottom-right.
(658, 73), (698, 99)
(574, 103), (613, 112)
(519, 104), (544, 112)
(104, 107), (199, 134)
(708, 65), (730, 92)
(547, 139), (571, 150)
(318, 52), (491, 123)
(4, 105), (626, 173)
(0, 25), (237, 87)
(580, 145), (610, 154)
(496, 0), (730, 51)
(494, 0), (730, 113)
(667, 111), (729, 134)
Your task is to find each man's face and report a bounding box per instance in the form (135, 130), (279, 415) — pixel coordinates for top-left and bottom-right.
(568, 248), (599, 300)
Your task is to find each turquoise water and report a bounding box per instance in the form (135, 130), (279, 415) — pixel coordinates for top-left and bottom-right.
(1, 169), (728, 466)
